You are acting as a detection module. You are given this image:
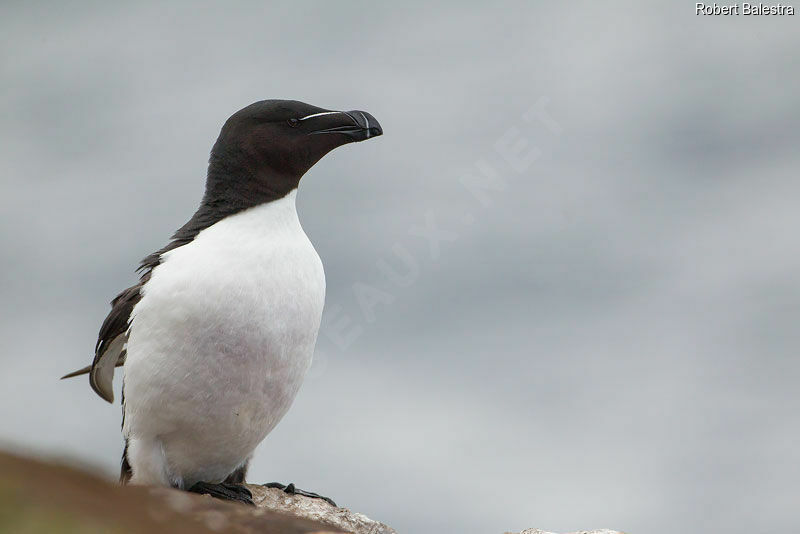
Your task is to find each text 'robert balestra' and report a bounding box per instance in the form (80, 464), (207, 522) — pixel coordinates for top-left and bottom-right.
(696, 3), (795, 14)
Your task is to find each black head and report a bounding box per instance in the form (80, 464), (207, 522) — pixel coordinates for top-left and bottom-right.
(206, 99), (382, 204)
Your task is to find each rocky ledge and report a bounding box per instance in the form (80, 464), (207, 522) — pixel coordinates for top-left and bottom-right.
(0, 450), (390, 534)
(0, 450), (621, 534)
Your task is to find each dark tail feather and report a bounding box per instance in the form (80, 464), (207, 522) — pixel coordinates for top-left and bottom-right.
(61, 358), (123, 380)
(61, 365), (92, 379)
(120, 439), (132, 484)
(223, 461), (249, 484)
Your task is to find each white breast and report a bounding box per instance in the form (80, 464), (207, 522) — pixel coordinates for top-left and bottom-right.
(122, 190), (325, 487)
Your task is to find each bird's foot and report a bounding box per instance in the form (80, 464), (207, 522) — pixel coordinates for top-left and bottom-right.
(263, 482), (337, 507)
(188, 481), (254, 506)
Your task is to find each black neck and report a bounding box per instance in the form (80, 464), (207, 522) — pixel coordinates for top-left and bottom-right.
(137, 151), (297, 274)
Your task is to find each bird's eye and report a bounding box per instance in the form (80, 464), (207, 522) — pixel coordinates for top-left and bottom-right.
(287, 118), (300, 127)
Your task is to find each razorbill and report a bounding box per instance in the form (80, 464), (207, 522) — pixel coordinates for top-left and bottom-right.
(63, 100), (382, 504)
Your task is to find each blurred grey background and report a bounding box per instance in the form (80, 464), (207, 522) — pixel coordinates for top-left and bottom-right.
(1, 2), (799, 533)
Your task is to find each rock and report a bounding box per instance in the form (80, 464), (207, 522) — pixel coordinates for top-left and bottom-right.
(1, 450), (618, 534)
(506, 530), (626, 534)
(247, 484), (396, 534)
(0, 450), (393, 534)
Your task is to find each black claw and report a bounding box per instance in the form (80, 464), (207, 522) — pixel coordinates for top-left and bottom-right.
(189, 481), (254, 506)
(263, 481), (337, 507)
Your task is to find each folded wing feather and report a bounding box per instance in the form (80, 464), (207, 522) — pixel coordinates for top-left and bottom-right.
(60, 279), (145, 403)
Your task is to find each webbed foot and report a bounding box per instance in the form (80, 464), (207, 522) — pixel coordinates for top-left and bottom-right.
(263, 481), (336, 507)
(188, 481), (254, 506)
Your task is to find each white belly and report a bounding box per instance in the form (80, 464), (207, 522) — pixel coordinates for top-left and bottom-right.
(122, 190), (325, 487)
